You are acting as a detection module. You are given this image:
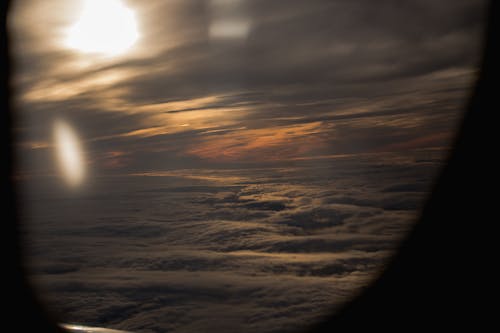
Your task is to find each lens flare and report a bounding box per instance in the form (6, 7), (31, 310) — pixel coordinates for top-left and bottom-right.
(54, 120), (85, 187)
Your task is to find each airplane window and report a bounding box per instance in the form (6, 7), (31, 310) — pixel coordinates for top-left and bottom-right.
(9, 1), (486, 332)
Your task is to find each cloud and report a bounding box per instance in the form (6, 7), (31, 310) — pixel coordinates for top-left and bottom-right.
(10, 0), (485, 175)
(21, 151), (441, 333)
(10, 1), (486, 332)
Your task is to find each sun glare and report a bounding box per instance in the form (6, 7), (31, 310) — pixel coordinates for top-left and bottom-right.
(65, 0), (139, 56)
(54, 120), (85, 187)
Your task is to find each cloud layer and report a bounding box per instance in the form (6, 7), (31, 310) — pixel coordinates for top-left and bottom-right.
(21, 152), (440, 333)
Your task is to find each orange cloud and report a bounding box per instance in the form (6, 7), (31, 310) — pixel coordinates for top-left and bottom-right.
(186, 122), (329, 162)
(101, 151), (130, 169)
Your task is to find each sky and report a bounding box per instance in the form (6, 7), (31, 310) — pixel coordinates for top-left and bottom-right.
(10, 0), (485, 176)
(9, 0), (486, 332)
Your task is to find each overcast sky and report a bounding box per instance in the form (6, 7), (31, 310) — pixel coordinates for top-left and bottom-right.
(10, 0), (486, 178)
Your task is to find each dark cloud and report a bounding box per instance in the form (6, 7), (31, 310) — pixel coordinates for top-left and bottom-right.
(21, 152), (440, 333)
(107, 0), (485, 104)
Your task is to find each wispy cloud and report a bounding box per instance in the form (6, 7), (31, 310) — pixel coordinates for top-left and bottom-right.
(11, 0), (485, 174)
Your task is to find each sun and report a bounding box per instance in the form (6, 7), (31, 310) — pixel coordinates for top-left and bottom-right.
(65, 0), (139, 56)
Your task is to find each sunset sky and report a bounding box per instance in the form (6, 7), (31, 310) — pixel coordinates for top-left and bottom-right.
(10, 1), (486, 332)
(11, 0), (485, 178)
